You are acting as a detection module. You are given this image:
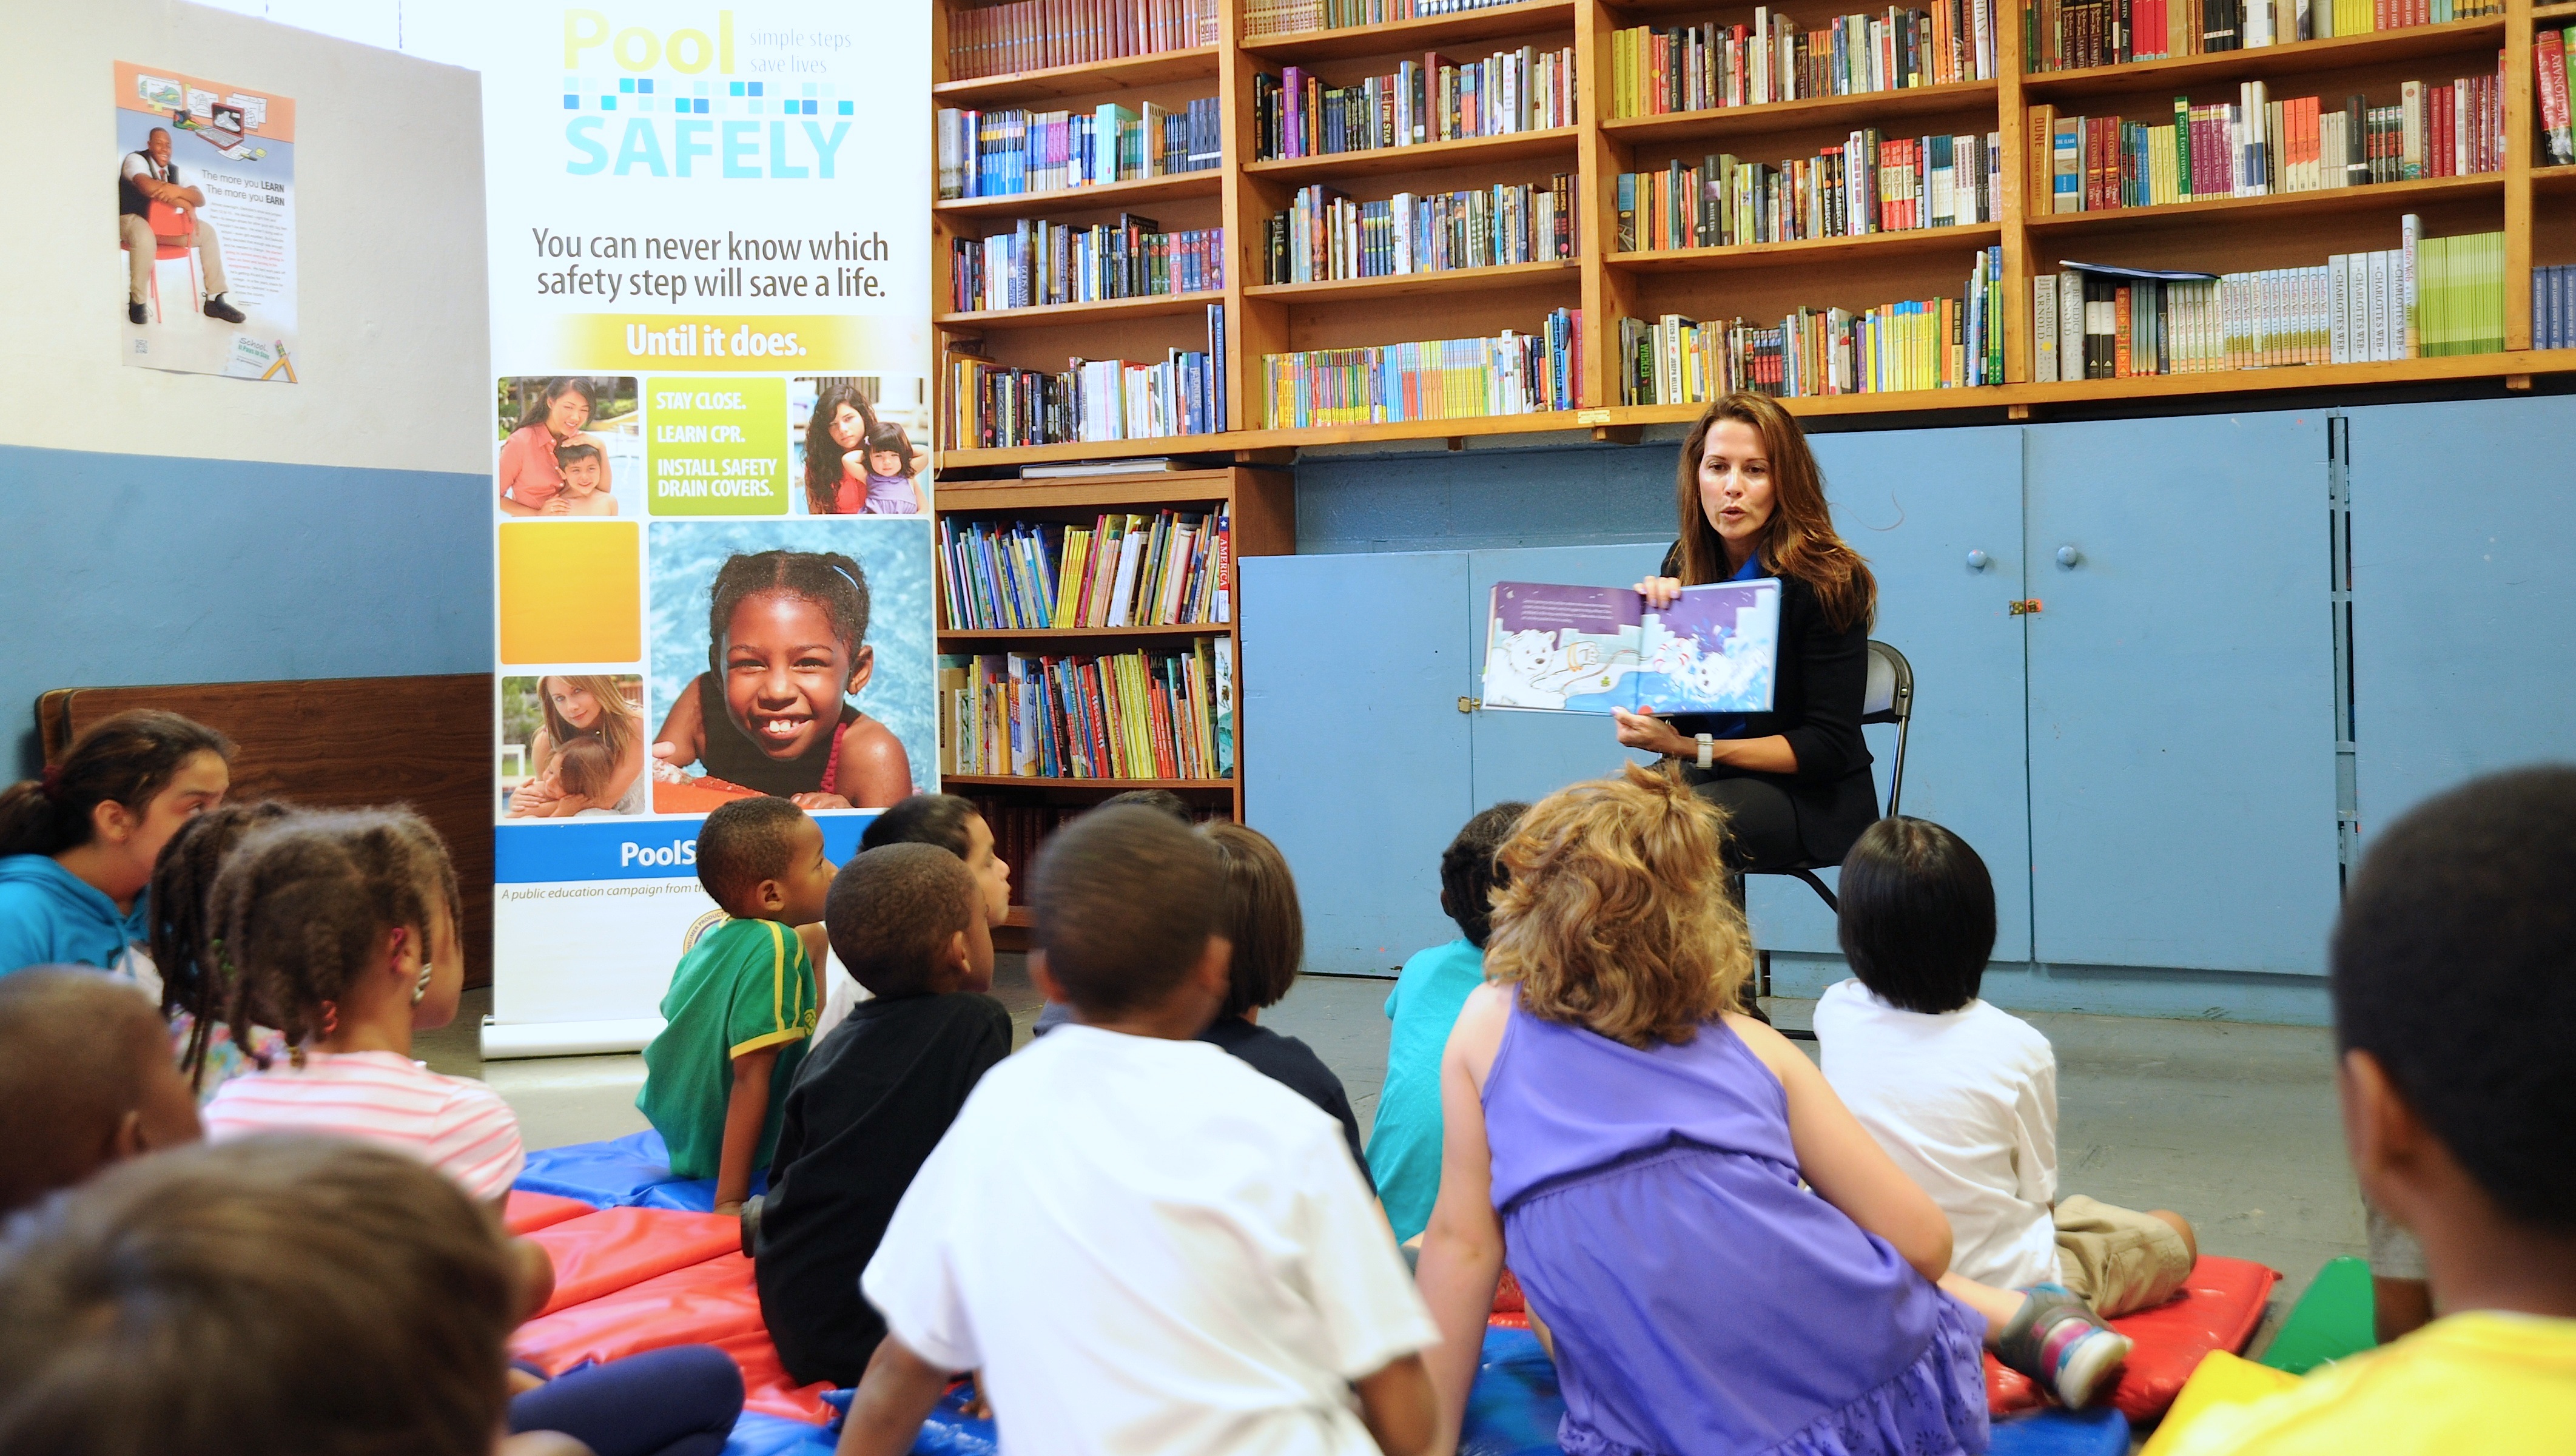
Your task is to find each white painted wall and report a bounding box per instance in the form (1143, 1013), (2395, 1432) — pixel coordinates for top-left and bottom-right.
(0, 0), (488, 473)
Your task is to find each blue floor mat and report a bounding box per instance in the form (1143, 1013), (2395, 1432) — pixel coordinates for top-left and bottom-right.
(1462, 1326), (1565, 1456)
(1988, 1405), (2131, 1456)
(721, 1411), (838, 1456)
(515, 1130), (764, 1212)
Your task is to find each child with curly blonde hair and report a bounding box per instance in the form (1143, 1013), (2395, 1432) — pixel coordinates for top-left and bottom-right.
(1411, 763), (1991, 1455)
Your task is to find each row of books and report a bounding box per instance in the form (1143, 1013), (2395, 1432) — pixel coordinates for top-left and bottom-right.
(1616, 132), (2001, 252)
(1243, 0), (1521, 38)
(946, 0), (1220, 81)
(936, 99), (1222, 200)
(941, 644), (1234, 782)
(1263, 177), (1577, 284)
(1619, 246), (2006, 400)
(2538, 27), (2576, 166)
(950, 215), (1225, 312)
(2028, 226), (2504, 377)
(1251, 48), (1576, 161)
(943, 306), (1228, 448)
(1260, 312), (1582, 426)
(2025, 0), (2495, 73)
(2031, 69), (2500, 214)
(940, 510), (1233, 632)
(1608, 5), (1999, 119)
(2535, 265), (2576, 350)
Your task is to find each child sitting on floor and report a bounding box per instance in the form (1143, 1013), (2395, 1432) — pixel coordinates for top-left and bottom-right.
(191, 809), (746, 1456)
(1413, 764), (1994, 1453)
(836, 805), (1439, 1456)
(1367, 800), (1525, 1243)
(1815, 818), (2196, 1367)
(756, 842), (1008, 1387)
(2163, 767), (2576, 1456)
(148, 800), (298, 1098)
(810, 792), (1013, 1040)
(0, 1136), (590, 1456)
(1194, 820), (1371, 1182)
(0, 967), (201, 1215)
(639, 795), (832, 1215)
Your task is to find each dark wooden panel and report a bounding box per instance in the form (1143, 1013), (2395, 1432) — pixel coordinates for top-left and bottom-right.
(51, 675), (495, 988)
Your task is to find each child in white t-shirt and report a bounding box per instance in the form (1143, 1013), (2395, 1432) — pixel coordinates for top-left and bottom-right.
(839, 805), (1440, 1456)
(1816, 817), (2199, 1324)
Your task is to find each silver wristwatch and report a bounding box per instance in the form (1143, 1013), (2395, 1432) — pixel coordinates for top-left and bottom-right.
(1696, 733), (1714, 769)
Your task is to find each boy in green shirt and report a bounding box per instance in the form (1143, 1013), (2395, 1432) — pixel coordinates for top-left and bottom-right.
(638, 795), (835, 1213)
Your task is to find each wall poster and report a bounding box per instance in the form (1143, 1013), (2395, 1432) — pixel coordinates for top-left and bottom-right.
(114, 60), (297, 379)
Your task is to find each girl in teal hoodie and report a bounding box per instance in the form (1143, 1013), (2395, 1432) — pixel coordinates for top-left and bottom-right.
(0, 712), (232, 980)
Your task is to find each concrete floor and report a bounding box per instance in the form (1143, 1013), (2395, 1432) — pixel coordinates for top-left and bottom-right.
(429, 959), (2361, 1347)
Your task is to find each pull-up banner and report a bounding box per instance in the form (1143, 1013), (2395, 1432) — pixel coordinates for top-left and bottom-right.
(484, 4), (933, 1056)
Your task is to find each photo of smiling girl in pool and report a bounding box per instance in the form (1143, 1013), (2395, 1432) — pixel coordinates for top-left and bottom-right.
(645, 522), (937, 813)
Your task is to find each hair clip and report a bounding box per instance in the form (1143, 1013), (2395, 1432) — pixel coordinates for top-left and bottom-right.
(829, 563), (866, 596)
(318, 1001), (338, 1036)
(37, 764), (64, 802)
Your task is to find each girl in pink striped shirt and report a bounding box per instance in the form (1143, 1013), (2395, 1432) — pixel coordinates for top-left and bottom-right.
(198, 808), (523, 1202)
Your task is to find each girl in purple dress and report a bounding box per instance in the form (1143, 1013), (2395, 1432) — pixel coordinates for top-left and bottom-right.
(1414, 765), (2126, 1455)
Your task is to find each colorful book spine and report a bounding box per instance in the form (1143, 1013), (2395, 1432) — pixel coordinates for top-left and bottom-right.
(1613, 132), (1999, 251)
(1617, 248), (2003, 400)
(1253, 46), (1575, 160)
(941, 307), (1226, 450)
(940, 511), (1232, 630)
(937, 98), (1224, 200)
(947, 0), (1222, 81)
(1265, 175), (1576, 283)
(1607, 3), (1996, 118)
(950, 216), (1225, 311)
(1262, 314), (1582, 426)
(941, 641), (1231, 782)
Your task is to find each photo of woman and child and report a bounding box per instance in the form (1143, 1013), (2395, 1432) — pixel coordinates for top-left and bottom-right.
(497, 376), (639, 517)
(498, 675), (649, 821)
(646, 522), (937, 813)
(790, 376), (929, 516)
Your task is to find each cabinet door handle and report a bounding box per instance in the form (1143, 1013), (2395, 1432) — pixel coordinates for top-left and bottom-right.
(2056, 545), (2084, 568)
(1458, 696), (1481, 713)
(1966, 549), (1991, 571)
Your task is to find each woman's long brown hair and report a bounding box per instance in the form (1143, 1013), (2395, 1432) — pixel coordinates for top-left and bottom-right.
(1672, 392), (1877, 634)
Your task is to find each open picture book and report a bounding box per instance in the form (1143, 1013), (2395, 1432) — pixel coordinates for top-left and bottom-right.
(1482, 578), (1782, 715)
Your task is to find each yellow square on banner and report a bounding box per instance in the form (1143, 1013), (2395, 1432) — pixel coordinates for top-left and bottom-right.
(499, 522), (641, 664)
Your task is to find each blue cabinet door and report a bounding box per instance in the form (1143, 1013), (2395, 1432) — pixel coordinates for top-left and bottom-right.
(1465, 543), (1670, 809)
(1771, 426), (2035, 960)
(2346, 397), (2576, 837)
(2023, 413), (2340, 973)
(1242, 550), (1474, 974)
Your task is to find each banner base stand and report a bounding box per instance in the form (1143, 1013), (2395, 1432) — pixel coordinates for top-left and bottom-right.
(480, 1015), (665, 1060)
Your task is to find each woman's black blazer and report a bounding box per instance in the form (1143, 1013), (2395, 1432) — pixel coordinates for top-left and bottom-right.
(1658, 542), (1882, 867)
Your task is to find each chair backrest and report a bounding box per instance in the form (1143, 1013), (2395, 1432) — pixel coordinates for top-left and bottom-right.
(146, 200), (193, 244)
(1861, 639), (1913, 726)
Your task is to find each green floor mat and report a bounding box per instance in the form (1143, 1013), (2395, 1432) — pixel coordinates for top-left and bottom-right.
(2257, 1256), (2378, 1373)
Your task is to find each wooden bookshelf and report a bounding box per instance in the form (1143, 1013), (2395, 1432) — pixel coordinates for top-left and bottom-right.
(931, 0), (2576, 451)
(930, 467), (1293, 932)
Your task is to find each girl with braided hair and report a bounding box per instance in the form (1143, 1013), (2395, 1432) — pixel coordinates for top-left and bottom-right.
(146, 800), (298, 1097)
(0, 710), (231, 979)
(650, 548), (915, 809)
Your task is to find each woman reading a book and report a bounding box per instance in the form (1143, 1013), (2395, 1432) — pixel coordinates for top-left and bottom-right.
(1610, 392), (1880, 878)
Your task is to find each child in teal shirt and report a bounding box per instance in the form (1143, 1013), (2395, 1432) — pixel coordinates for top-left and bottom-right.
(639, 796), (835, 1213)
(1365, 801), (1526, 1242)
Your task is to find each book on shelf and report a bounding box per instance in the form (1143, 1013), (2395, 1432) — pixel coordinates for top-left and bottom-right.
(1253, 46), (1575, 160)
(1614, 131), (1999, 251)
(950, 214), (1224, 311)
(938, 99), (1222, 200)
(1618, 246), (2005, 400)
(941, 642), (1233, 781)
(1020, 458), (1185, 477)
(1265, 175), (1575, 283)
(2540, 25), (2574, 167)
(1261, 312), (1582, 426)
(959, 797), (1230, 897)
(1481, 579), (1781, 715)
(1242, 0), (1530, 39)
(2536, 264), (2576, 351)
(2029, 66), (2499, 214)
(944, 305), (1227, 448)
(1609, 4), (1997, 118)
(946, 0), (1220, 81)
(2029, 220), (2502, 377)
(940, 509), (1233, 630)
(2024, 0), (2500, 73)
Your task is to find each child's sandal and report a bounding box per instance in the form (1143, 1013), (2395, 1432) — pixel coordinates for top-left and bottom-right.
(1997, 1284), (2133, 1410)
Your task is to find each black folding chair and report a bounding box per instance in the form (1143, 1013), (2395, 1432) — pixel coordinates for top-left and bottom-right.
(1750, 640), (1914, 1039)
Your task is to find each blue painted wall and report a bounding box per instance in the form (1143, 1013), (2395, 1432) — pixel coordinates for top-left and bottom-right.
(3, 445), (491, 775)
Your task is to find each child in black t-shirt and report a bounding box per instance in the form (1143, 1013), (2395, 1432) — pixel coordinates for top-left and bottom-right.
(753, 842), (1008, 1386)
(1192, 821), (1373, 1190)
